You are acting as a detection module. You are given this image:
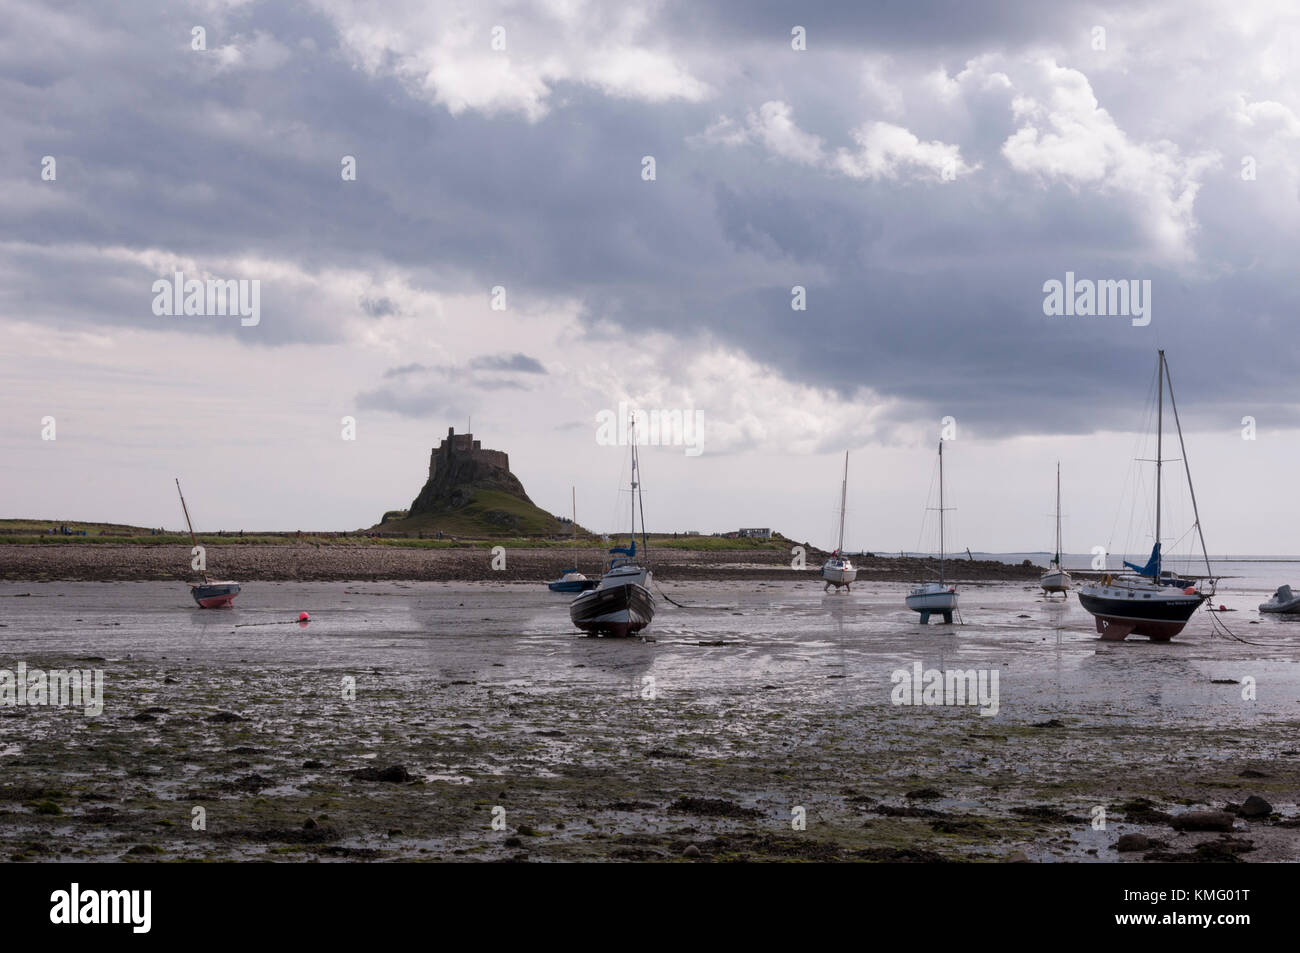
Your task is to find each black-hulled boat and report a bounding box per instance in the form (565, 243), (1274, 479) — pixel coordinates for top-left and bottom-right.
(569, 423), (654, 637)
(568, 547), (654, 637)
(1077, 351), (1214, 641)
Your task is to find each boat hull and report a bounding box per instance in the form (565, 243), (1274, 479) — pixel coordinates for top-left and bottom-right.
(569, 582), (655, 637)
(1040, 569), (1072, 593)
(821, 562), (857, 588)
(1259, 600), (1300, 614)
(191, 582), (240, 608)
(548, 576), (599, 593)
(1077, 585), (1204, 641)
(906, 584), (958, 622)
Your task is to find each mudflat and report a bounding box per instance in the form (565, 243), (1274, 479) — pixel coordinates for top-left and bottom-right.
(0, 579), (1295, 862)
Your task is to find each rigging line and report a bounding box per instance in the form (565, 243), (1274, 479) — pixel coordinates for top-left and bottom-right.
(1108, 364), (1160, 557)
(1160, 354), (1215, 586)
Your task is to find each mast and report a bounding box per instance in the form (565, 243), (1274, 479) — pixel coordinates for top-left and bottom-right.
(571, 486), (577, 555)
(175, 478), (208, 583)
(1054, 461), (1062, 567)
(628, 414), (648, 558)
(635, 435), (649, 557)
(837, 451), (849, 552)
(1155, 350), (1163, 572)
(1162, 353), (1215, 585)
(938, 440), (945, 585)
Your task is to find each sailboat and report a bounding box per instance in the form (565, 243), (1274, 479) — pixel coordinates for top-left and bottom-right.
(548, 487), (599, 593)
(1077, 351), (1214, 641)
(1040, 462), (1072, 594)
(176, 478), (241, 608)
(905, 441), (958, 623)
(820, 451), (858, 591)
(568, 425), (655, 637)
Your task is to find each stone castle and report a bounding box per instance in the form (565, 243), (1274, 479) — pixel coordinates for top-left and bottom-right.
(427, 428), (509, 485)
(407, 427), (533, 516)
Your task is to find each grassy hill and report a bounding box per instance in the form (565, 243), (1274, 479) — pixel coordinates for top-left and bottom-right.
(370, 487), (574, 537)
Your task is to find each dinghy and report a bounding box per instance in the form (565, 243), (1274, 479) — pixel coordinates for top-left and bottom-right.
(1259, 585), (1300, 613)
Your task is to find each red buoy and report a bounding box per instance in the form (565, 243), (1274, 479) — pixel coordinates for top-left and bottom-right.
(298, 611), (310, 621)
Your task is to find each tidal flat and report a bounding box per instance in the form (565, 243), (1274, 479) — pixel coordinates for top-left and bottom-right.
(1, 580), (1297, 862)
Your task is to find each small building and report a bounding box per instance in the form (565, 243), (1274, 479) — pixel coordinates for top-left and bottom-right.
(738, 527), (772, 539)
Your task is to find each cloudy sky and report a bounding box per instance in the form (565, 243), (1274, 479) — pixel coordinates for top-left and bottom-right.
(4, 0), (1300, 556)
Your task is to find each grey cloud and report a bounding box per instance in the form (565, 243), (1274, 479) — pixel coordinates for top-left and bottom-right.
(469, 353), (546, 373)
(5, 0), (1299, 438)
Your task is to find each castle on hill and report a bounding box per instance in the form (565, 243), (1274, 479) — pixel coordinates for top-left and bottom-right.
(427, 428), (509, 486)
(407, 427), (534, 516)
(374, 426), (567, 535)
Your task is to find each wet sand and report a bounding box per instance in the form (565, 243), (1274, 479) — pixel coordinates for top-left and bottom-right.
(1, 578), (1296, 863)
(0, 543), (1043, 584)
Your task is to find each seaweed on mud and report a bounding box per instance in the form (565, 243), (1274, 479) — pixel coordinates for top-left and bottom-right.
(1010, 805), (1087, 823)
(669, 797), (760, 818)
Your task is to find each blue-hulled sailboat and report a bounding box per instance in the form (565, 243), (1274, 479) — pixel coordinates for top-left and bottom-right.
(548, 486), (599, 592)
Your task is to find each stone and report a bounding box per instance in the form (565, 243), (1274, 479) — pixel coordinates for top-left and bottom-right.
(1116, 833), (1149, 852)
(1239, 795), (1272, 818)
(1170, 811), (1236, 832)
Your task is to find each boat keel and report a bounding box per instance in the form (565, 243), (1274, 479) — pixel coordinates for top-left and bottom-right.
(918, 610), (954, 625)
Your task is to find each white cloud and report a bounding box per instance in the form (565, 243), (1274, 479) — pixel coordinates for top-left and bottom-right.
(834, 121), (977, 181)
(211, 31), (292, 72)
(1000, 58), (1220, 261)
(311, 0), (709, 121)
(692, 101), (974, 184)
(747, 101), (826, 165)
(1234, 96), (1300, 138)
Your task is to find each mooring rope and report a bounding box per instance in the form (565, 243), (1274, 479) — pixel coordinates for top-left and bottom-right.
(651, 578), (736, 610)
(1205, 606), (1267, 645)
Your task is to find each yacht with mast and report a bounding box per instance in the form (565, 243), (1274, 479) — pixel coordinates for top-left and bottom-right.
(1077, 351), (1214, 641)
(568, 425), (655, 637)
(821, 451), (858, 591)
(905, 441), (958, 623)
(176, 478), (241, 608)
(1040, 462), (1071, 594)
(548, 486), (598, 593)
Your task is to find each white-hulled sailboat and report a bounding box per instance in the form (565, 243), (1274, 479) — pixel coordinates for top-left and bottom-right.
(1040, 462), (1071, 595)
(176, 478), (241, 608)
(1076, 350), (1215, 641)
(821, 451), (857, 591)
(905, 440), (958, 624)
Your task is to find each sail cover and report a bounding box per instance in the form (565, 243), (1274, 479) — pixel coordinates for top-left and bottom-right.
(1123, 543), (1161, 578)
(609, 540), (637, 558)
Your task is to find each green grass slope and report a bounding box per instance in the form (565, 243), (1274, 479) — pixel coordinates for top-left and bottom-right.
(370, 487), (572, 537)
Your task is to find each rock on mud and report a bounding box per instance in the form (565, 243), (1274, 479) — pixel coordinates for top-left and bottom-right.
(350, 764), (413, 783)
(1170, 811), (1236, 832)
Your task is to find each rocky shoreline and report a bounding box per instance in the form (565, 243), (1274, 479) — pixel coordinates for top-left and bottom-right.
(0, 543), (1049, 583)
